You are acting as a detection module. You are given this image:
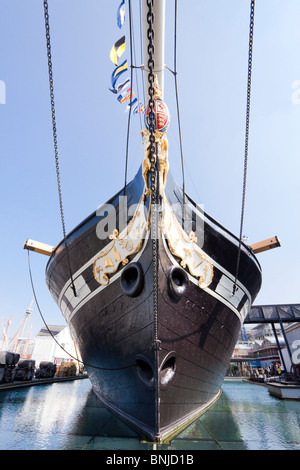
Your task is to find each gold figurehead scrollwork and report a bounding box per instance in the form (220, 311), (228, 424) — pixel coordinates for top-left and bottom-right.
(142, 75), (170, 195)
(93, 195), (148, 286)
(93, 76), (213, 291)
(141, 128), (169, 195)
(162, 198), (214, 289)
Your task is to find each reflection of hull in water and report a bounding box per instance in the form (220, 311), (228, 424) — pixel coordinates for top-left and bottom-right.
(46, 166), (262, 442)
(70, 389), (140, 440)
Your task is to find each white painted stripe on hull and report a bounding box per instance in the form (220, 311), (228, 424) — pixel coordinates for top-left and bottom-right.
(61, 231), (150, 323)
(54, 198), (252, 326)
(161, 234), (250, 324)
(59, 233), (250, 327)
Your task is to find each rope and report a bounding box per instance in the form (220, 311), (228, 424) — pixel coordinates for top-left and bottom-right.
(130, 4), (143, 131)
(139, 0), (146, 105)
(43, 0), (77, 297)
(174, 0), (186, 207)
(123, 0), (134, 196)
(81, 436), (95, 451)
(200, 420), (225, 450)
(233, 0), (255, 295)
(164, 1), (186, 210)
(27, 251), (135, 371)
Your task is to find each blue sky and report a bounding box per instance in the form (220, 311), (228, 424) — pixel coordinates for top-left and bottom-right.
(0, 0), (300, 339)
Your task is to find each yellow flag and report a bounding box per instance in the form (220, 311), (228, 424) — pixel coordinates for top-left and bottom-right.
(110, 36), (126, 66)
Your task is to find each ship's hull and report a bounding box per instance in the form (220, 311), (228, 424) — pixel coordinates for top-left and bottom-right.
(46, 167), (262, 442)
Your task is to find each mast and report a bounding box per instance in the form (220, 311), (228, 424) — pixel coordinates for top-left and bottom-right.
(8, 298), (33, 354)
(1, 318), (11, 351)
(142, 0), (166, 98)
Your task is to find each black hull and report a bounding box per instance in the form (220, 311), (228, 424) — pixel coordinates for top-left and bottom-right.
(46, 167), (262, 442)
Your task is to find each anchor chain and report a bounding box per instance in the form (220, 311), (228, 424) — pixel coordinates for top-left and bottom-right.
(43, 0), (77, 297)
(233, 0), (255, 295)
(146, 0), (159, 345)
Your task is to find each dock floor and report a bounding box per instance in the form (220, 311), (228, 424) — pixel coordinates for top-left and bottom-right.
(0, 374), (89, 391)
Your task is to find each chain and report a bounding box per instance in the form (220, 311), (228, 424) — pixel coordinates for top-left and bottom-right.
(233, 0), (255, 295)
(146, 0), (159, 345)
(146, 0), (156, 197)
(43, 0), (77, 297)
(28, 250), (137, 370)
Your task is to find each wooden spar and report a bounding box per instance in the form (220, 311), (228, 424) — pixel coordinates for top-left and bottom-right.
(24, 239), (55, 256)
(249, 236), (281, 254)
(23, 234), (280, 258)
(143, 0), (166, 98)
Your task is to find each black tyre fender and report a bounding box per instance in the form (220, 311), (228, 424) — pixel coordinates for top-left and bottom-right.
(167, 265), (188, 300)
(120, 262), (144, 297)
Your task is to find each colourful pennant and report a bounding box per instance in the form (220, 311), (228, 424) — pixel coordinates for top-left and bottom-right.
(117, 86), (132, 99)
(118, 90), (135, 104)
(117, 0), (125, 28)
(110, 36), (126, 66)
(133, 102), (145, 114)
(111, 60), (128, 89)
(108, 3), (145, 116)
(125, 97), (138, 112)
(109, 77), (130, 94)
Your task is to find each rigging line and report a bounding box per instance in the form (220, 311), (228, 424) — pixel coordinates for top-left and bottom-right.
(130, 5), (143, 131)
(123, 0), (134, 196)
(81, 436), (95, 451)
(27, 250), (135, 371)
(164, 65), (176, 74)
(81, 414), (116, 450)
(200, 419), (225, 450)
(233, 0), (255, 295)
(43, 0), (77, 297)
(139, 0), (146, 106)
(174, 0), (186, 208)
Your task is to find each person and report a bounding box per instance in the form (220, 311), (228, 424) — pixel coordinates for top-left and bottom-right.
(270, 363), (275, 376)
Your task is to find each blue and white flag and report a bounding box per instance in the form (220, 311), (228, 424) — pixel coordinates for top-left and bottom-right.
(133, 101), (145, 114)
(124, 97), (138, 112)
(109, 77), (130, 94)
(117, 0), (125, 29)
